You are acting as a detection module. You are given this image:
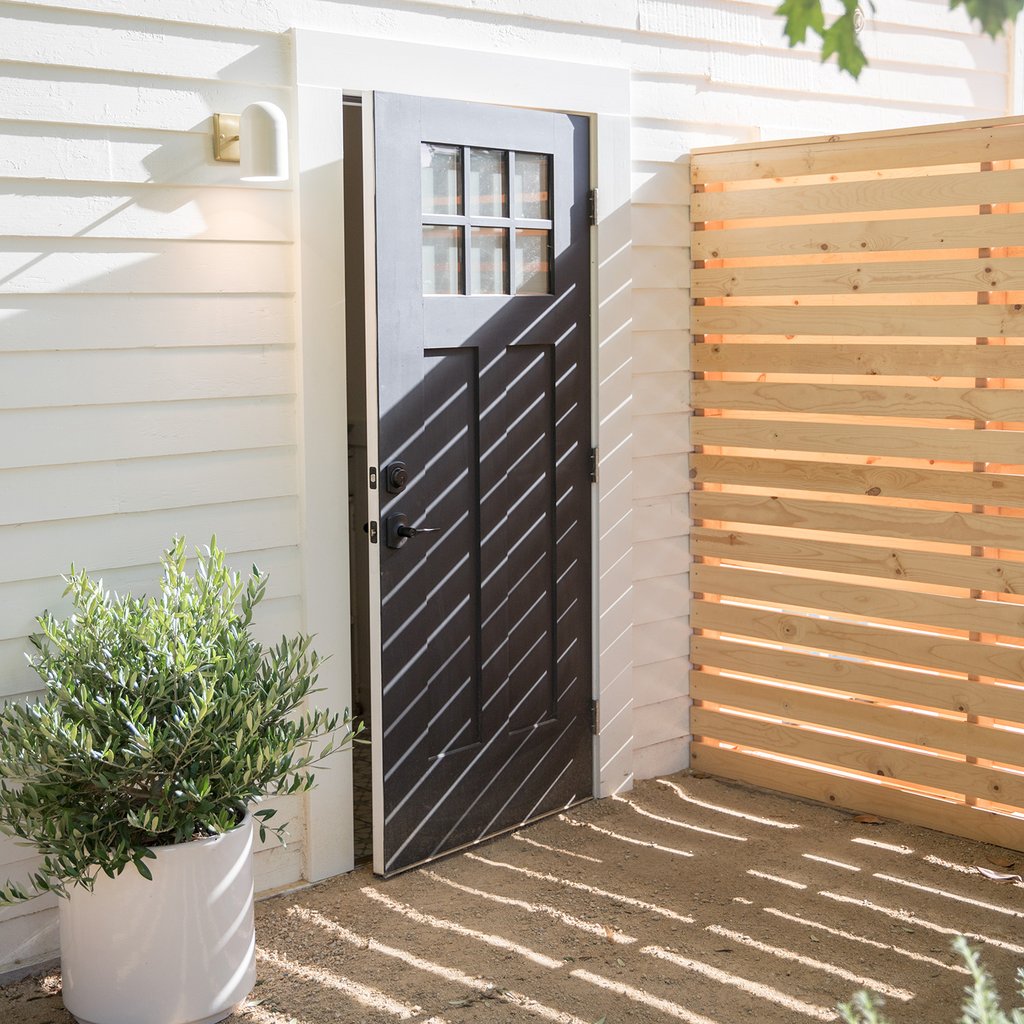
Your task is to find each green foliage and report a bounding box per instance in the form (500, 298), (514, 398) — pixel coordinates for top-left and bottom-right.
(0, 537), (363, 903)
(839, 937), (1024, 1023)
(775, 0), (1022, 78)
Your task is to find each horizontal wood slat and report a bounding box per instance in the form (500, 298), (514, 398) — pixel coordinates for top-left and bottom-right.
(692, 562), (1024, 639)
(693, 527), (1024, 594)
(689, 743), (1024, 851)
(692, 117), (1024, 851)
(692, 601), (1024, 692)
(691, 121), (1024, 183)
(692, 417), (1024, 464)
(692, 491), (1024, 551)
(693, 305), (1024, 339)
(692, 671), (1024, 769)
(692, 343), (1024, 376)
(692, 167), (1024, 222)
(692, 380), (1024, 421)
(691, 212), (1024, 260)
(692, 708), (1024, 807)
(692, 257), (1024, 298)
(690, 636), (1024, 721)
(690, 454), (1024, 510)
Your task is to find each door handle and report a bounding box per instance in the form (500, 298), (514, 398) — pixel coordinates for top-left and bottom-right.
(385, 513), (442, 549)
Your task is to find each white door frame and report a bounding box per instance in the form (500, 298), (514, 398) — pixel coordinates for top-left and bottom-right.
(292, 28), (634, 882)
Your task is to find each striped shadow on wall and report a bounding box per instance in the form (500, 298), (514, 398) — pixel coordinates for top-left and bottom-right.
(689, 115), (1024, 851)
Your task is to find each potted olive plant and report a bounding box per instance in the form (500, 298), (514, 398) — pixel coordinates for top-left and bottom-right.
(0, 537), (361, 1024)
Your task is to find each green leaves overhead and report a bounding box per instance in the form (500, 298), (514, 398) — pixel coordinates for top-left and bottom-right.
(775, 0), (1021, 78)
(952, 0), (1024, 36)
(0, 537), (363, 903)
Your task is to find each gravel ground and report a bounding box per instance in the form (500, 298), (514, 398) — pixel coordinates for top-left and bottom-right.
(4, 771), (1024, 1024)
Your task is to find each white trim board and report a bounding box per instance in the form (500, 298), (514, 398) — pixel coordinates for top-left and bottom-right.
(293, 29), (634, 883)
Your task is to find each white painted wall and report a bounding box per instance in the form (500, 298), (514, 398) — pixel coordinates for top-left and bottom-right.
(0, 0), (1014, 972)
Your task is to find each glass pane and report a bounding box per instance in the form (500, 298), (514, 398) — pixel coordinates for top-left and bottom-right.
(422, 225), (463, 295)
(471, 228), (508, 295)
(514, 152), (551, 220)
(469, 148), (508, 217)
(515, 230), (551, 294)
(421, 143), (462, 215)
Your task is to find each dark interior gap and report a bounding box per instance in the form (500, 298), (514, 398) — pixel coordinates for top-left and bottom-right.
(343, 96), (373, 865)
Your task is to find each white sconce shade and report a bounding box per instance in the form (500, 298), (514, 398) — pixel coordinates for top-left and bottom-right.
(240, 102), (289, 182)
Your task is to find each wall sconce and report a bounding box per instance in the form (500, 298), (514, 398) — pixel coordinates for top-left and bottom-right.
(213, 102), (289, 182)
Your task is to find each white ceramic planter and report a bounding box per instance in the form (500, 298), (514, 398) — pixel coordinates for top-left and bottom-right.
(58, 813), (256, 1024)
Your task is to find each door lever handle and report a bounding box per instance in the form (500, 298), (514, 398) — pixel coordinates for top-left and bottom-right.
(397, 523), (441, 538)
(385, 513), (442, 549)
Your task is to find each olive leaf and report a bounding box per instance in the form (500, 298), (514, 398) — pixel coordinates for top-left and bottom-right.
(0, 537), (364, 903)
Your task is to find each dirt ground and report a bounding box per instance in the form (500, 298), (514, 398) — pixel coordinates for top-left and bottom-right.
(5, 771), (1024, 1024)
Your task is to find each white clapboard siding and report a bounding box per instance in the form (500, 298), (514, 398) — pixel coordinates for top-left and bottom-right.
(0, 396), (297, 469)
(0, 295), (294, 350)
(0, 449), (298, 528)
(0, 6), (289, 83)
(0, 544), (302, 642)
(0, 241), (292, 295)
(0, 0), (1016, 968)
(3, 64), (290, 134)
(0, 498), (300, 587)
(0, 182), (292, 241)
(1, 347), (294, 409)
(634, 657), (688, 709)
(633, 412), (690, 459)
(633, 573), (689, 620)
(0, 122), (259, 187)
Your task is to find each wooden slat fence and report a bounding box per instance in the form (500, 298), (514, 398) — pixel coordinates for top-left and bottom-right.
(689, 116), (1024, 850)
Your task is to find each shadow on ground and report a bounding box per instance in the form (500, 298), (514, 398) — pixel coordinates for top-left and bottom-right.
(5, 771), (1024, 1024)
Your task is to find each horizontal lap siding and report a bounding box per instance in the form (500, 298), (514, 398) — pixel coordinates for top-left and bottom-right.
(690, 116), (1024, 851)
(0, 2), (302, 971)
(0, 0), (1014, 969)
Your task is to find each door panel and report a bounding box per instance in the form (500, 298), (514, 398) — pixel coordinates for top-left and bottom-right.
(373, 92), (592, 874)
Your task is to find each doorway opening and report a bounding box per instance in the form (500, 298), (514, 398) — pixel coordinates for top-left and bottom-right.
(343, 95), (373, 864)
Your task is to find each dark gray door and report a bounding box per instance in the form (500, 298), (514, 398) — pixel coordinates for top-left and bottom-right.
(373, 92), (592, 875)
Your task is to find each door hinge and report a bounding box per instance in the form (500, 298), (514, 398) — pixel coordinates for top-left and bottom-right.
(591, 698), (600, 735)
(587, 188), (597, 226)
(589, 446), (599, 484)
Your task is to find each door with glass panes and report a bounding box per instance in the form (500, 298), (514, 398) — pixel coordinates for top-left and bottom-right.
(371, 92), (593, 875)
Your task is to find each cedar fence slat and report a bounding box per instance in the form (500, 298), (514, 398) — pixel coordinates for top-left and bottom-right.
(691, 708), (1024, 807)
(690, 454), (1024, 509)
(691, 212), (1024, 260)
(691, 167), (1024, 221)
(692, 380), (1024, 421)
(689, 744), (1024, 851)
(691, 115), (1024, 850)
(692, 257), (1024, 298)
(691, 636), (1024, 721)
(691, 417), (1024, 464)
(692, 491), (1024, 552)
(692, 343), (1024, 376)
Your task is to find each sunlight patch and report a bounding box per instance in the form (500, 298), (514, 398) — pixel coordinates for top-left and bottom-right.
(466, 852), (695, 922)
(707, 925), (913, 1001)
(421, 869), (637, 943)
(513, 832), (603, 862)
(361, 886), (563, 968)
(256, 947), (448, 1023)
(641, 945), (838, 1021)
(658, 778), (799, 829)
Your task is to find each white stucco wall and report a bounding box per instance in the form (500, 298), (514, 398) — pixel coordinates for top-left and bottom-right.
(0, 0), (1015, 972)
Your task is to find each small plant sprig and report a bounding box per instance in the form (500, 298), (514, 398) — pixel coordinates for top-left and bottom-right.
(0, 537), (362, 903)
(840, 936), (1024, 1023)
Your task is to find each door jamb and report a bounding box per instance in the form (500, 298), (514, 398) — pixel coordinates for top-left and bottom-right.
(293, 30), (634, 884)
